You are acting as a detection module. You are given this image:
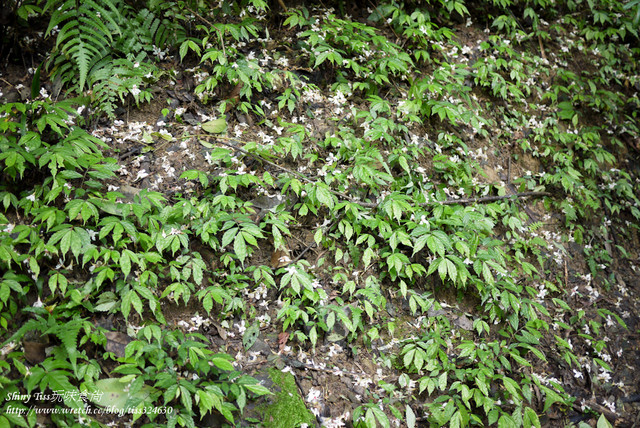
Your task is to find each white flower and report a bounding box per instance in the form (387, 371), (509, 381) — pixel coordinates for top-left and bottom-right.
(603, 399), (615, 413)
(306, 388), (321, 403)
(191, 314), (204, 327)
(130, 85), (141, 97)
(235, 320), (246, 334)
(152, 45), (166, 59)
(328, 344), (342, 357)
(135, 169), (149, 181)
(26, 193), (36, 202)
(285, 265), (297, 275)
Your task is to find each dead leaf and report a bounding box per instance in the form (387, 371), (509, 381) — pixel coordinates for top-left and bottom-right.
(228, 81), (244, 99)
(23, 340), (47, 364)
(278, 332), (288, 352)
(104, 330), (132, 358)
(453, 314), (474, 331)
(211, 321), (227, 340)
(271, 248), (292, 269)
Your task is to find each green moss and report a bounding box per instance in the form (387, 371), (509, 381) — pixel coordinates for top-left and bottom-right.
(257, 368), (316, 427)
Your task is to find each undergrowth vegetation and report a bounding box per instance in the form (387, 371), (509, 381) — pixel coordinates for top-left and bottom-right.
(0, 0), (639, 426)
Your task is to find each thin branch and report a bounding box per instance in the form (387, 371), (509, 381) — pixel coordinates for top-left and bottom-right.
(538, 34), (547, 60)
(196, 134), (551, 209)
(185, 6), (226, 58)
(185, 6), (214, 28)
(292, 214), (344, 263)
(431, 192), (551, 206)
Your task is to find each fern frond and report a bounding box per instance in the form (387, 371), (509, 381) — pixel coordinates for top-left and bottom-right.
(528, 221), (544, 231)
(54, 318), (82, 355)
(47, 0), (123, 91)
(1, 317), (45, 347)
(85, 0), (122, 33)
(44, 317), (84, 368)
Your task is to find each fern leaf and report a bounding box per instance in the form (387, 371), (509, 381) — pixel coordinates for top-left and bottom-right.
(84, 0), (122, 34)
(48, 0), (123, 91)
(78, 15), (114, 43)
(42, 370), (84, 410)
(1, 318), (43, 347)
(51, 317), (83, 369)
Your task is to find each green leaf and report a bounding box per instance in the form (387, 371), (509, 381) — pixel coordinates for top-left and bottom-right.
(503, 376), (521, 400)
(31, 63), (42, 99)
(234, 233), (247, 263)
(202, 118), (227, 134)
(243, 323), (260, 350)
(316, 185), (334, 209)
(597, 414), (613, 428)
(244, 384), (272, 396)
(90, 378), (151, 410)
(403, 348), (415, 369)
(371, 406), (390, 428)
(197, 390), (214, 415)
(438, 371), (448, 391)
(120, 251), (131, 278)
(406, 405), (416, 428)
(523, 407), (541, 428)
(211, 357), (235, 371)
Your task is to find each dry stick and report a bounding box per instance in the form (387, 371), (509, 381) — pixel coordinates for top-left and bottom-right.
(538, 35), (547, 60)
(185, 6), (214, 28)
(293, 215), (344, 263)
(574, 400), (620, 423)
(199, 134), (358, 205)
(428, 192), (551, 206)
(198, 135), (551, 208)
(276, 0), (287, 12)
(185, 7), (226, 58)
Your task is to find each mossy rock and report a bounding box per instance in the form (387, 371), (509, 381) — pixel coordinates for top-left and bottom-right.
(248, 368), (316, 427)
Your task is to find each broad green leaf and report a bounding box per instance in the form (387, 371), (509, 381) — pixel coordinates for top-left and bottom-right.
(211, 357), (235, 371)
(439, 371), (448, 391)
(244, 384), (272, 396)
(597, 414), (613, 428)
(234, 233), (247, 263)
(242, 323), (260, 350)
(406, 405), (416, 428)
(201, 118), (227, 134)
(523, 407), (541, 428)
(90, 378), (152, 410)
(316, 185), (334, 209)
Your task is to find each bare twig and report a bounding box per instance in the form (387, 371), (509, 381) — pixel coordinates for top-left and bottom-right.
(573, 400), (620, 423)
(196, 134), (551, 209)
(293, 215), (343, 263)
(185, 7), (226, 58)
(424, 192), (551, 206)
(185, 6), (214, 28)
(538, 34), (547, 60)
